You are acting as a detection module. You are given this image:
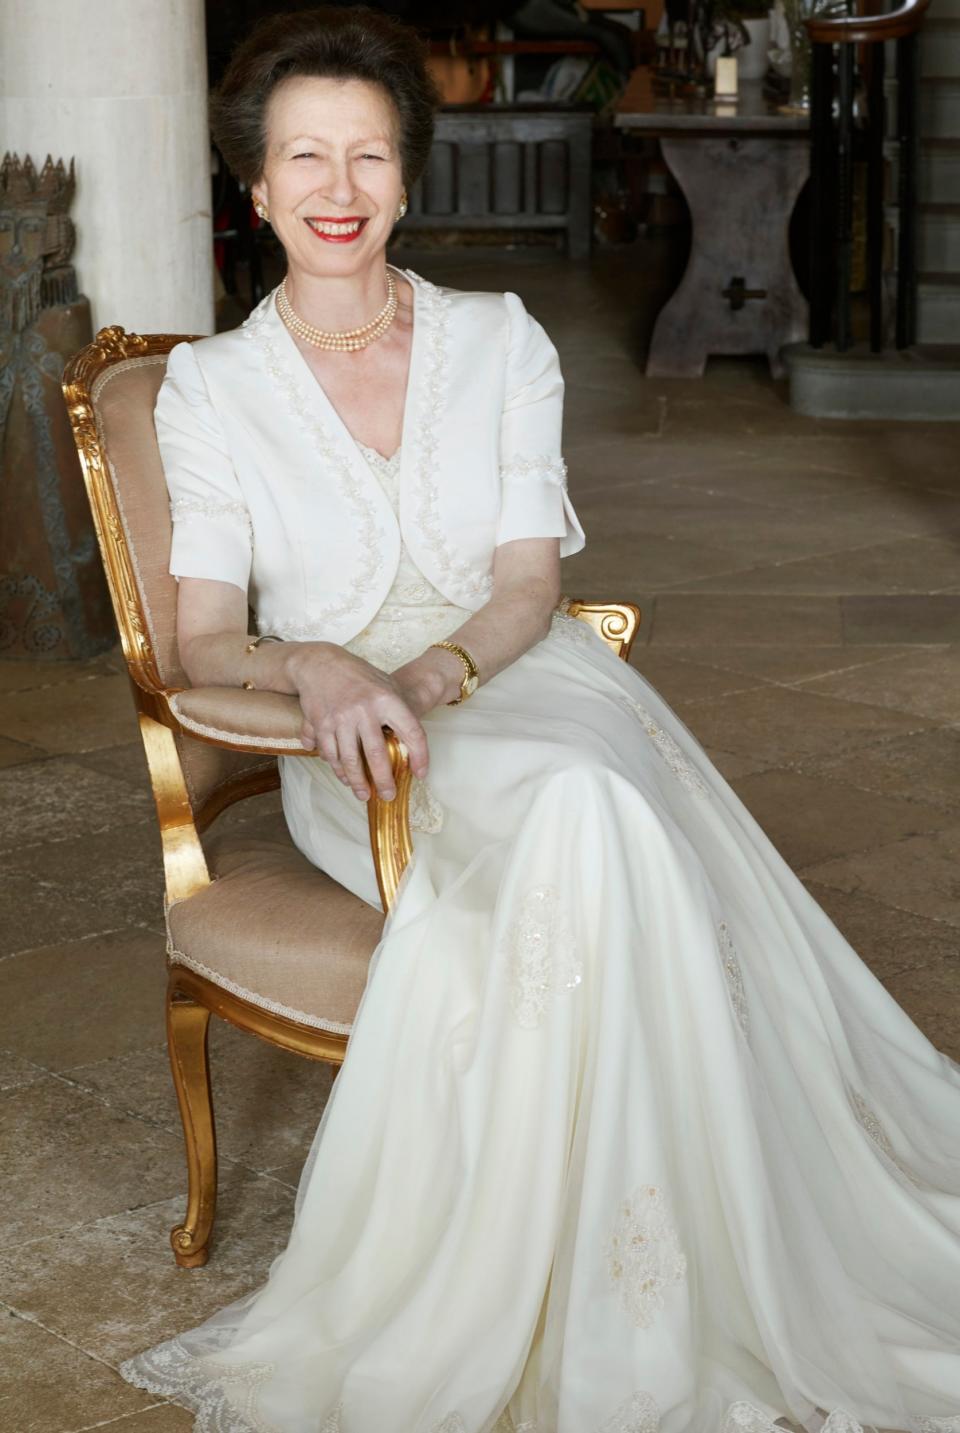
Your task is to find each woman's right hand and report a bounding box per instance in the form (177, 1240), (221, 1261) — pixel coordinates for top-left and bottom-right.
(288, 642), (430, 803)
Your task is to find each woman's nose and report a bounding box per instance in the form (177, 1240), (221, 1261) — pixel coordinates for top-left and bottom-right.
(321, 162), (358, 209)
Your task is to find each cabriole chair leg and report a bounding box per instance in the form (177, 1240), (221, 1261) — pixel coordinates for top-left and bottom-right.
(167, 978), (217, 1268)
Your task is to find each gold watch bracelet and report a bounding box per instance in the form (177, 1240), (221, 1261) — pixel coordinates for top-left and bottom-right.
(429, 640), (480, 705)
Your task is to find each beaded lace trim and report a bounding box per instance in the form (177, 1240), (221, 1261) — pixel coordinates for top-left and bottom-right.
(718, 920), (750, 1034)
(242, 293), (386, 627)
(354, 441), (452, 607)
(120, 1336), (960, 1433)
(605, 1183), (688, 1329)
(170, 496), (253, 536)
(406, 273), (494, 601)
(120, 1337), (276, 1433)
(165, 944), (354, 1036)
(170, 696), (310, 752)
(847, 1085), (923, 1187)
(500, 454), (569, 488)
(357, 441), (401, 473)
(613, 691), (709, 797)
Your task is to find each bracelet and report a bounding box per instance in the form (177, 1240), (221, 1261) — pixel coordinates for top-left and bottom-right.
(242, 633), (284, 690)
(430, 640), (480, 705)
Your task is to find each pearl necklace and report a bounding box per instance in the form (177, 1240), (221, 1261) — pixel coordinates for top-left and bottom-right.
(276, 271), (398, 352)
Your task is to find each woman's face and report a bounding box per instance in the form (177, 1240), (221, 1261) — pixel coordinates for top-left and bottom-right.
(255, 74), (404, 278)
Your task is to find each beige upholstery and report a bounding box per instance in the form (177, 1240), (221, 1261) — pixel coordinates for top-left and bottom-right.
(168, 818), (385, 1033)
(172, 687), (312, 750)
(91, 355), (275, 812)
(93, 357), (183, 684)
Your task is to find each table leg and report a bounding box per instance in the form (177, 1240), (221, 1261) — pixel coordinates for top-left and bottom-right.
(646, 134), (809, 379)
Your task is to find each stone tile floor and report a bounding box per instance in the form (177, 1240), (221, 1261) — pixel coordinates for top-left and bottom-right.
(1, 242), (958, 1431)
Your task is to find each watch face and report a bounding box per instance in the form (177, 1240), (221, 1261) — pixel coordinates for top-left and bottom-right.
(464, 675), (479, 695)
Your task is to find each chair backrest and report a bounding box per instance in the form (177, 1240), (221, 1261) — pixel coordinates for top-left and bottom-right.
(63, 328), (275, 819)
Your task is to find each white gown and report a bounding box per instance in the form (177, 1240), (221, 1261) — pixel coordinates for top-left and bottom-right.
(122, 442), (960, 1433)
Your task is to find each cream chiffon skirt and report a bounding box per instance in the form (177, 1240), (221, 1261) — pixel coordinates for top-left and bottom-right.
(122, 609), (960, 1433)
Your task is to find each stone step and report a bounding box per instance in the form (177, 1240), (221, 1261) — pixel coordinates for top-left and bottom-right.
(785, 341), (960, 420)
(920, 18), (960, 75)
(917, 274), (960, 341)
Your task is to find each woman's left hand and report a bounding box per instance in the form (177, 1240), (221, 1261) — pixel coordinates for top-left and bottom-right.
(390, 648), (464, 717)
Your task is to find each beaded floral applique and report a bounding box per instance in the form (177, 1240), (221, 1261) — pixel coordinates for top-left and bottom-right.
(605, 1184), (688, 1329)
(848, 1086), (923, 1187)
(409, 776), (445, 834)
(717, 920), (750, 1035)
(321, 1403), (343, 1432)
(613, 692), (709, 797)
(170, 495), (253, 536)
(503, 884), (582, 1029)
(598, 1392), (662, 1433)
(430, 1415), (467, 1433)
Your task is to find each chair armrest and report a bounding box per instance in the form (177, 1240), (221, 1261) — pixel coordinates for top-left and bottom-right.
(162, 686), (413, 912)
(169, 687), (312, 753)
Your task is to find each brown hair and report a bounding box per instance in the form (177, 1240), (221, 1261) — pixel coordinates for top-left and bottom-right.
(210, 6), (440, 189)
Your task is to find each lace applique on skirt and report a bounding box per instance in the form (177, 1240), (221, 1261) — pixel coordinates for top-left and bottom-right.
(605, 1184), (688, 1329)
(503, 884), (582, 1029)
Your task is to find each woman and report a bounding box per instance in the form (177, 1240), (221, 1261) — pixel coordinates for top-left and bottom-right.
(121, 9), (960, 1433)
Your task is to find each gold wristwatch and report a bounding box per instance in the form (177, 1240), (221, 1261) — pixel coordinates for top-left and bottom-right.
(430, 641), (480, 705)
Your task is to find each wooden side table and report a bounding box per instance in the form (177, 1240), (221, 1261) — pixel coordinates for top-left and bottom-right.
(616, 75), (809, 377)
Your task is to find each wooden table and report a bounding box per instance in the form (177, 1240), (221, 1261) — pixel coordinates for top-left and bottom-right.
(615, 74), (809, 377)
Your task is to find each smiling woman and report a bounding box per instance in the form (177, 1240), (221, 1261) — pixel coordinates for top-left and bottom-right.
(253, 75), (405, 283)
(115, 6), (960, 1433)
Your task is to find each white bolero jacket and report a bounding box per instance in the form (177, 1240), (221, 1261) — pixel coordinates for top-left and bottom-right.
(156, 266), (586, 647)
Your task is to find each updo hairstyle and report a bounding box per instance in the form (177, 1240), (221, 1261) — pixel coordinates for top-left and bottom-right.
(210, 5), (440, 189)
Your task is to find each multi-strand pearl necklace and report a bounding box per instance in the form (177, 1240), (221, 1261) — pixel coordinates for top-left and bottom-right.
(276, 270), (398, 352)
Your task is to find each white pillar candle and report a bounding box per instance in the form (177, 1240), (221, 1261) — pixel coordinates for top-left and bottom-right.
(715, 55), (740, 98)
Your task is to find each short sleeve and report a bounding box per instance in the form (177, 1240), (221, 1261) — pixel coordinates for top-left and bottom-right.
(155, 341), (253, 593)
(495, 290), (586, 557)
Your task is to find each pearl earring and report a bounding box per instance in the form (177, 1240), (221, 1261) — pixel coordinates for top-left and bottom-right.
(396, 190), (408, 221)
(254, 200), (269, 222)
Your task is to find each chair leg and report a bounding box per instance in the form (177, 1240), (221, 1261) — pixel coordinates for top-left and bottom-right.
(167, 981), (217, 1268)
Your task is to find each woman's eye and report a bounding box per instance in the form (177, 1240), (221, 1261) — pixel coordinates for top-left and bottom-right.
(293, 152), (315, 160)
(360, 154), (385, 161)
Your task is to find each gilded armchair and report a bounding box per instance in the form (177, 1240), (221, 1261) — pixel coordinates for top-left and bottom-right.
(62, 326), (642, 1268)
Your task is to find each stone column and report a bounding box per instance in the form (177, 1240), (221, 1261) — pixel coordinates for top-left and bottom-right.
(0, 0), (214, 336)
